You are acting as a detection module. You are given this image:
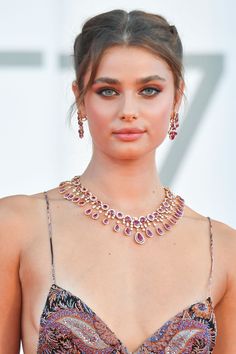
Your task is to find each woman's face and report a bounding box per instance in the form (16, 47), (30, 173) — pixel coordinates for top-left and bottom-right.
(73, 45), (183, 160)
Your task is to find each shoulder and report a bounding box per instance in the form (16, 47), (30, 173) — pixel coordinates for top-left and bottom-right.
(0, 187), (61, 217)
(209, 217), (236, 259)
(211, 218), (236, 284)
(0, 188), (59, 250)
(184, 204), (236, 263)
(0, 192), (43, 224)
(184, 204), (235, 239)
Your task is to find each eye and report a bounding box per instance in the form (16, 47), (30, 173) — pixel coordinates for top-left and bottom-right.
(97, 88), (118, 97)
(140, 87), (161, 96)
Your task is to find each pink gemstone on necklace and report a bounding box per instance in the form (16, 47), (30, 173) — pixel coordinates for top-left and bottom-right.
(146, 229), (154, 237)
(155, 227), (164, 236)
(124, 215), (132, 224)
(139, 216), (146, 223)
(78, 200), (86, 206)
(102, 218), (109, 225)
(64, 192), (70, 198)
(113, 224), (121, 232)
(92, 212), (99, 219)
(133, 219), (140, 228)
(116, 211), (124, 219)
(169, 218), (176, 225)
(84, 208), (92, 215)
(59, 188), (66, 193)
(91, 195), (97, 202)
(72, 196), (80, 203)
(147, 214), (154, 221)
(164, 223), (171, 231)
(134, 232), (145, 244)
(108, 209), (115, 217)
(102, 204), (109, 211)
(124, 227), (132, 236)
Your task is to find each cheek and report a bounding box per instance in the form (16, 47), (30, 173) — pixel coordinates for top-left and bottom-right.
(84, 93), (117, 118)
(83, 95), (113, 143)
(144, 95), (174, 137)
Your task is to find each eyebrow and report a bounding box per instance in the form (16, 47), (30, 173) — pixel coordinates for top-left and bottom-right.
(93, 75), (166, 85)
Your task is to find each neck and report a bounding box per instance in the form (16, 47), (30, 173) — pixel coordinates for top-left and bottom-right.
(79, 150), (165, 215)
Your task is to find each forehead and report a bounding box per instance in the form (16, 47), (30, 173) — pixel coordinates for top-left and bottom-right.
(84, 45), (173, 84)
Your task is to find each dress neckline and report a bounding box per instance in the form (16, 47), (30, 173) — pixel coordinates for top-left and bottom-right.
(38, 282), (216, 353)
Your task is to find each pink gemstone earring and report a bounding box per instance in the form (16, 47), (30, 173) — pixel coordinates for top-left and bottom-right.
(168, 112), (179, 140)
(77, 111), (87, 139)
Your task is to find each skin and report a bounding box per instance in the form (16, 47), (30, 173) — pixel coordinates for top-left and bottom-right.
(0, 45), (235, 353)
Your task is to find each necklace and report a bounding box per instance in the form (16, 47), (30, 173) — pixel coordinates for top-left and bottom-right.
(58, 175), (185, 245)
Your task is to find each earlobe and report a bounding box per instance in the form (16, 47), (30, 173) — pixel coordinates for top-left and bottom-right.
(72, 80), (79, 98)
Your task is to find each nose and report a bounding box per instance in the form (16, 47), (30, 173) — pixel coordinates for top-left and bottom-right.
(119, 93), (138, 121)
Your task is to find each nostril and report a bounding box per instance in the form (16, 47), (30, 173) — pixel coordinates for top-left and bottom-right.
(121, 114), (138, 120)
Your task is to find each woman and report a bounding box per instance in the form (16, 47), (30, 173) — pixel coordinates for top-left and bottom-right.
(0, 9), (235, 354)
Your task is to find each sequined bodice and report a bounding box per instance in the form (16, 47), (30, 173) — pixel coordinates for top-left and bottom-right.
(37, 191), (217, 353)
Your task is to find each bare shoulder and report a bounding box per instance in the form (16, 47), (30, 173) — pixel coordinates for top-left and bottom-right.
(0, 186), (61, 215)
(210, 218), (236, 279)
(0, 187), (60, 249)
(186, 202), (235, 236)
(206, 214), (236, 259)
(0, 192), (42, 225)
(185, 203), (236, 270)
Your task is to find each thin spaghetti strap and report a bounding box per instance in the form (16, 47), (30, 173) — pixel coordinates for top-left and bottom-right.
(207, 216), (214, 299)
(43, 191), (56, 284)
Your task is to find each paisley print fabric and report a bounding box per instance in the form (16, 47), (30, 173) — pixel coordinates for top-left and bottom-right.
(37, 283), (217, 353)
(37, 191), (217, 353)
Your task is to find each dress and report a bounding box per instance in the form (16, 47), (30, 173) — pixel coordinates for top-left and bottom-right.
(37, 191), (217, 353)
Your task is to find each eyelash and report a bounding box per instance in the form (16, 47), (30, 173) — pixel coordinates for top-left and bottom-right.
(96, 87), (161, 97)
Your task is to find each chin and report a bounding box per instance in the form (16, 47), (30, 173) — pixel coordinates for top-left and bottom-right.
(106, 145), (153, 160)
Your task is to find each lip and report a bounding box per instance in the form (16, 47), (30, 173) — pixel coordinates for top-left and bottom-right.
(113, 128), (146, 134)
(112, 128), (146, 141)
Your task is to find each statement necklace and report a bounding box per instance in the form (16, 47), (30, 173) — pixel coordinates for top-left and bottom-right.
(58, 175), (185, 245)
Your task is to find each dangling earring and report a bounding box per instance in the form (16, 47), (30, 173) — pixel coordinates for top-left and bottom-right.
(168, 112), (179, 140)
(77, 111), (87, 139)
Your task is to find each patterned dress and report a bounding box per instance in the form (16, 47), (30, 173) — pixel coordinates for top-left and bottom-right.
(37, 191), (217, 353)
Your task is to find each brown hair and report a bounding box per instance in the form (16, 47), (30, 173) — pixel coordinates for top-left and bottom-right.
(72, 9), (184, 112)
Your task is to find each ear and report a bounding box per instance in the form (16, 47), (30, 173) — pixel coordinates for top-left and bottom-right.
(173, 79), (185, 112)
(72, 80), (86, 115)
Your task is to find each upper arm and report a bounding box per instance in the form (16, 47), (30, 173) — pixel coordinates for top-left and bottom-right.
(213, 223), (236, 353)
(0, 196), (25, 353)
